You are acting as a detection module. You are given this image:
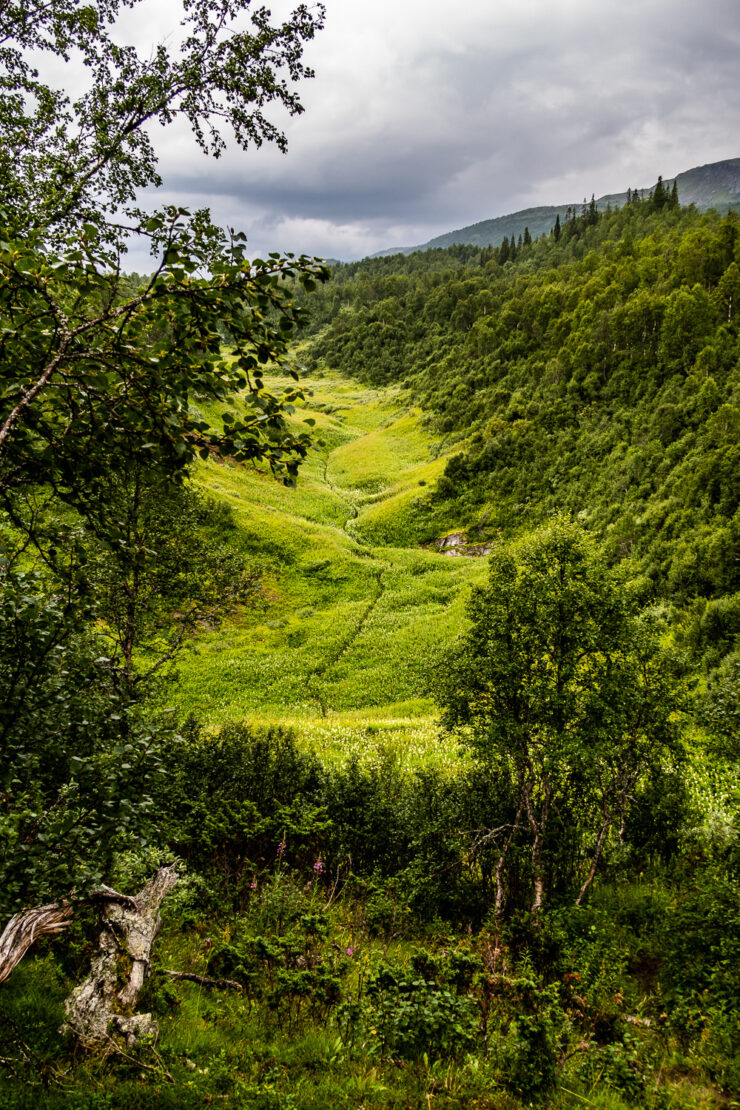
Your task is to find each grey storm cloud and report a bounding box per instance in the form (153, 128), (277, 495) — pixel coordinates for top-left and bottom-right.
(133, 0), (740, 259)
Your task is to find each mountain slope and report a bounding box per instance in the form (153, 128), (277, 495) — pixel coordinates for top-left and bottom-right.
(377, 156), (740, 256)
(308, 196), (740, 620)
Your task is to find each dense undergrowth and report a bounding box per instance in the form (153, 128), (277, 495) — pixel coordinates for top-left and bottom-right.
(2, 723), (738, 1108)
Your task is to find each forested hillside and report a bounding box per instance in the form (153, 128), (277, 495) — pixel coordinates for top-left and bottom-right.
(377, 156), (740, 254)
(307, 194), (740, 618)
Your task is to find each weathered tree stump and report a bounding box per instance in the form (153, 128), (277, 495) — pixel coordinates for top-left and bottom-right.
(62, 866), (178, 1049)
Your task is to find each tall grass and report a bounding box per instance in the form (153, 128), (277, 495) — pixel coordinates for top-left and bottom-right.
(176, 372), (486, 767)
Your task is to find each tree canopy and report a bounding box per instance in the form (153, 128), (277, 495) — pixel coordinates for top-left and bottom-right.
(436, 520), (683, 913)
(0, 0), (328, 915)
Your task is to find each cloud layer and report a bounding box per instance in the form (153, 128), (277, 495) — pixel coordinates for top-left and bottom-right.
(139, 0), (740, 259)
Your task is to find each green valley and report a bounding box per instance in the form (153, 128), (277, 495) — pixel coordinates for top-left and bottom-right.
(178, 372), (487, 769)
(3, 23), (740, 1097)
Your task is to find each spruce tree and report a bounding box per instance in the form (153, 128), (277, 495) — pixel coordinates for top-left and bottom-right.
(653, 175), (667, 211)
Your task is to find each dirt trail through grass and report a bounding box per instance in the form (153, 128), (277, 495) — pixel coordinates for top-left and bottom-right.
(307, 439), (396, 712)
(177, 372), (487, 768)
(319, 453), (365, 544)
(305, 562), (386, 716)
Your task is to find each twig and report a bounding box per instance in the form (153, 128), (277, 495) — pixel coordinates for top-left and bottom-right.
(556, 1041), (591, 1073)
(161, 970), (243, 992)
(558, 1087), (599, 1106)
(323, 863), (343, 911)
(103, 1034), (174, 1083)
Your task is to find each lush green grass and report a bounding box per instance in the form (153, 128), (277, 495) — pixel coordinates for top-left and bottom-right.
(176, 372), (486, 768)
(3, 878), (731, 1110)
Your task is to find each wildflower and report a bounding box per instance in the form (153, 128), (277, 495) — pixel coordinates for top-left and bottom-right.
(313, 857), (324, 875)
(346, 946), (354, 957)
(277, 838), (286, 859)
(250, 877), (257, 890)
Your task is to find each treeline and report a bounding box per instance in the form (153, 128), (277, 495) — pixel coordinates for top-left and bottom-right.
(305, 195), (739, 632)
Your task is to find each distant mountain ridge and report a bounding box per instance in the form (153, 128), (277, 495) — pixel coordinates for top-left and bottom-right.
(375, 156), (740, 257)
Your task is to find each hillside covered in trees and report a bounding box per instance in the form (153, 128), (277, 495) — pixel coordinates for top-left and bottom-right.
(307, 194), (740, 625)
(375, 155), (740, 254)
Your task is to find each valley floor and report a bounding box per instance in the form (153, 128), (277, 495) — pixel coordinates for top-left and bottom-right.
(178, 371), (487, 768)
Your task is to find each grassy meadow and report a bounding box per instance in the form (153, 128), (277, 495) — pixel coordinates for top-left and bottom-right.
(177, 371), (487, 769)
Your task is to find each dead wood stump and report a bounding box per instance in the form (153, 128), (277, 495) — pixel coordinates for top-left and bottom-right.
(62, 866), (178, 1049)
(0, 902), (75, 985)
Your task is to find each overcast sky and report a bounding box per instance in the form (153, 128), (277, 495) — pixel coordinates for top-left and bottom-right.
(133, 0), (740, 260)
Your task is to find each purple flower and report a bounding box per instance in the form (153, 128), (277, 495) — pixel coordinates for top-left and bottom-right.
(345, 946), (354, 957)
(277, 839), (286, 859)
(313, 857), (324, 875)
(250, 877), (257, 890)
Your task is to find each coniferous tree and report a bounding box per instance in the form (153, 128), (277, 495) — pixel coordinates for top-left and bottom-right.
(653, 175), (668, 210)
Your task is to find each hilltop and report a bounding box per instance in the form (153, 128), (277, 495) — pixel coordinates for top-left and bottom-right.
(375, 155), (740, 256)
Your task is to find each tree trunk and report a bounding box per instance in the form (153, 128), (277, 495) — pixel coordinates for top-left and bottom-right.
(494, 798), (524, 916)
(524, 780), (551, 915)
(576, 815), (612, 906)
(530, 833), (545, 914)
(0, 902), (74, 984)
(62, 867), (178, 1050)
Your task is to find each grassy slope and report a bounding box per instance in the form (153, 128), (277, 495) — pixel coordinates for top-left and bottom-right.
(175, 371), (486, 769)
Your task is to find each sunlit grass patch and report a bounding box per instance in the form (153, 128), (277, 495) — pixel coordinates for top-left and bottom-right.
(176, 369), (486, 766)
